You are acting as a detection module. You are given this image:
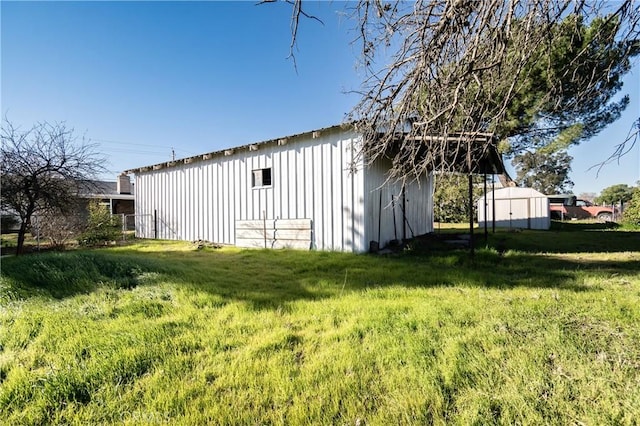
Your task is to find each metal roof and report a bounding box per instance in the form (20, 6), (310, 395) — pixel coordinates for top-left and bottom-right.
(123, 124), (350, 175)
(79, 180), (135, 200)
(123, 123), (505, 176)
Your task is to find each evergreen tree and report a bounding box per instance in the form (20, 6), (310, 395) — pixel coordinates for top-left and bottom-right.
(596, 184), (636, 206)
(514, 150), (574, 195)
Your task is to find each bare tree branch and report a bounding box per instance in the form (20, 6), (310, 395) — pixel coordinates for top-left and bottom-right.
(256, 0), (323, 70)
(589, 117), (640, 176)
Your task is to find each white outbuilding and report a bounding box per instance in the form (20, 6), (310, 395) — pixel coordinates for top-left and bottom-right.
(125, 124), (503, 252)
(126, 125), (431, 252)
(477, 187), (550, 230)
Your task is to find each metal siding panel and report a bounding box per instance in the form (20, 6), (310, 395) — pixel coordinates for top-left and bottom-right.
(227, 159), (234, 243)
(206, 163), (212, 241)
(298, 146), (307, 219)
(171, 169), (177, 240)
(156, 172), (161, 239)
(248, 156), (256, 219)
(227, 159), (234, 244)
(187, 167), (193, 240)
(275, 150), (284, 219)
(174, 169), (180, 240)
(182, 168), (187, 239)
(233, 158), (241, 242)
(194, 166), (200, 240)
(403, 174), (433, 238)
(186, 167), (192, 240)
(163, 171), (168, 239)
(333, 138), (344, 250)
(312, 143), (323, 249)
(243, 156), (249, 221)
(237, 157), (244, 222)
(170, 169), (176, 240)
(219, 161), (224, 242)
(342, 139), (354, 252)
(222, 160), (228, 243)
(287, 149), (296, 219)
(322, 141), (332, 250)
(173, 168), (181, 240)
(257, 155), (264, 220)
(154, 171), (160, 239)
(171, 168), (178, 240)
(189, 167), (195, 240)
(216, 162), (222, 241)
(199, 165), (205, 240)
(157, 171), (163, 239)
(166, 169), (171, 239)
(302, 145), (313, 245)
(266, 153), (273, 220)
(353, 154), (366, 252)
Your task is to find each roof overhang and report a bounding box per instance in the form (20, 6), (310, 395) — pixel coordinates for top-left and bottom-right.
(81, 193), (135, 201)
(390, 132), (505, 175)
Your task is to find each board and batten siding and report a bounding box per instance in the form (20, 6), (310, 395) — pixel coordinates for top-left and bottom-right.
(134, 127), (368, 252)
(363, 157), (434, 248)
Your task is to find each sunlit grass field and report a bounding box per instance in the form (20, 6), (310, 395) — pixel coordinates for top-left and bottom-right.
(1, 224), (639, 425)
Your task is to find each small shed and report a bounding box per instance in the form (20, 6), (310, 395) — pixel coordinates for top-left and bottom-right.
(477, 187), (550, 230)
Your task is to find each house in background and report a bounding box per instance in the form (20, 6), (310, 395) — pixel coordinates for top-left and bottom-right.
(125, 124), (503, 253)
(2, 175), (136, 235)
(80, 174), (135, 215)
(79, 175), (135, 229)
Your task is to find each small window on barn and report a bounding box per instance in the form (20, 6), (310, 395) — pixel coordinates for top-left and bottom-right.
(252, 168), (272, 188)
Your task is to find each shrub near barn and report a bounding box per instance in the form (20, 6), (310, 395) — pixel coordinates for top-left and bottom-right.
(79, 200), (122, 245)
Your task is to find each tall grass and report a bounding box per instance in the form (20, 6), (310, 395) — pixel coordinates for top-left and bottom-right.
(1, 228), (639, 425)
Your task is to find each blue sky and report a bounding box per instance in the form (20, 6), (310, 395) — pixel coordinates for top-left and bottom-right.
(2, 1), (638, 197)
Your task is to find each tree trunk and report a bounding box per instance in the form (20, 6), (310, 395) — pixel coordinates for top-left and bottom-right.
(16, 220), (27, 255)
(497, 172), (516, 188)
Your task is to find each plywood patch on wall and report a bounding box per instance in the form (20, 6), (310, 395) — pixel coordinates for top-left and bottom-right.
(235, 219), (312, 250)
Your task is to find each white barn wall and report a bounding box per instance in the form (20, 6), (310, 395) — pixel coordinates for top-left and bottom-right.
(363, 157), (434, 247)
(133, 127), (367, 252)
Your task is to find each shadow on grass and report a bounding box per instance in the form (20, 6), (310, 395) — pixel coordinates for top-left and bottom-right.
(0, 252), (172, 299)
(478, 224), (640, 254)
(2, 239), (638, 309)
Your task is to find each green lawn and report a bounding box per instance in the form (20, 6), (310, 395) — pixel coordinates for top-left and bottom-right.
(1, 225), (639, 425)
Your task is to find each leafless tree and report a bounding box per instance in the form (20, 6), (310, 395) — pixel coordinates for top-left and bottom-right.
(276, 0), (640, 187)
(36, 202), (87, 249)
(1, 120), (106, 254)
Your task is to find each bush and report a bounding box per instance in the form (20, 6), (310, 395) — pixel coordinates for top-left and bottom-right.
(434, 173), (486, 223)
(79, 201), (122, 246)
(622, 190), (640, 227)
(36, 206), (85, 249)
